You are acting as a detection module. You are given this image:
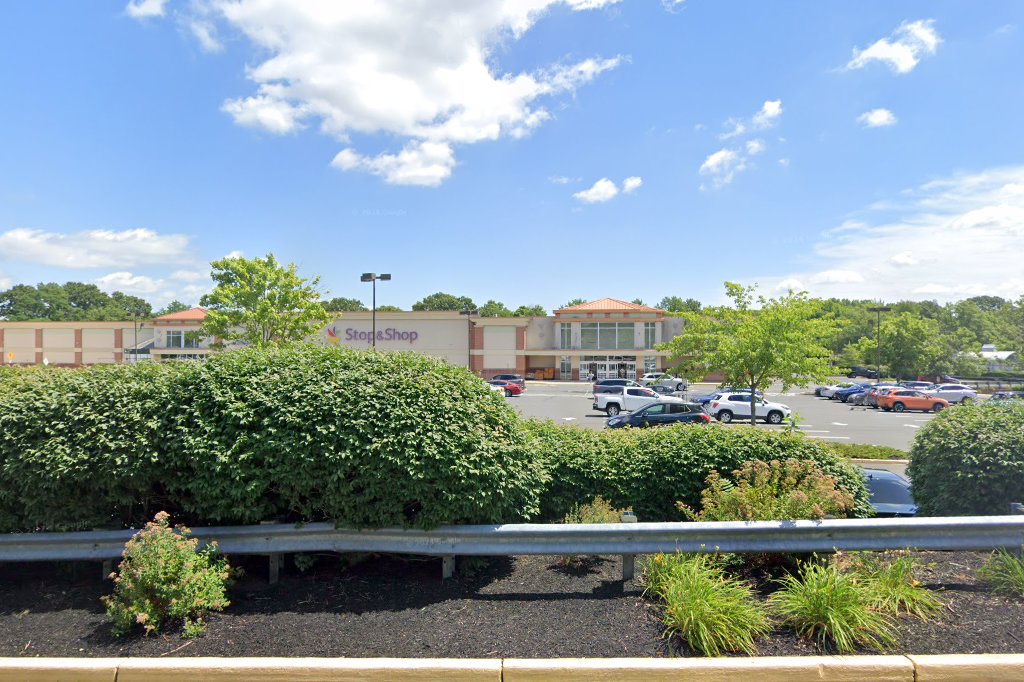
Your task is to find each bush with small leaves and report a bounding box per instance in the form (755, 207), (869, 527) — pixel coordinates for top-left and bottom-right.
(558, 496), (630, 567)
(102, 512), (231, 638)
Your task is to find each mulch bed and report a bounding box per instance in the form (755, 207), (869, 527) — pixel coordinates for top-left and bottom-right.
(1, 550), (1022, 658)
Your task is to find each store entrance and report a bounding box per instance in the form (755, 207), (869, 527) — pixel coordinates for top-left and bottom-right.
(580, 355), (637, 381)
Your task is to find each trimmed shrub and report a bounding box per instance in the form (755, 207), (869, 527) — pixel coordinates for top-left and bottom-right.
(829, 443), (908, 461)
(907, 401), (1024, 516)
(524, 420), (872, 522)
(102, 511), (231, 638)
(0, 346), (544, 531)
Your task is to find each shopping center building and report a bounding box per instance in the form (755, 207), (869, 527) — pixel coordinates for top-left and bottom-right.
(0, 298), (685, 380)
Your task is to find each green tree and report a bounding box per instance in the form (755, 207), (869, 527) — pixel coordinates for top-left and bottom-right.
(411, 292), (476, 311)
(513, 304), (547, 317)
(560, 298), (587, 309)
(322, 297), (367, 313)
(0, 284), (47, 320)
(656, 296), (702, 313)
(154, 301), (192, 317)
(479, 299), (514, 317)
(199, 253), (330, 348)
(376, 305), (403, 312)
(658, 282), (839, 426)
(631, 298), (646, 306)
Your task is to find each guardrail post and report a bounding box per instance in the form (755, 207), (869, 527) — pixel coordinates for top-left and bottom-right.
(260, 521), (283, 584)
(442, 555), (455, 580)
(621, 512), (637, 581)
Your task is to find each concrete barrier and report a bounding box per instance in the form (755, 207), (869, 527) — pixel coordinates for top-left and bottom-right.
(907, 654), (1024, 681)
(0, 658), (117, 682)
(115, 658), (501, 682)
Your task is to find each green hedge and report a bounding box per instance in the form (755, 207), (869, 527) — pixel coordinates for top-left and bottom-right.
(907, 401), (1024, 516)
(525, 420), (873, 521)
(0, 346), (543, 532)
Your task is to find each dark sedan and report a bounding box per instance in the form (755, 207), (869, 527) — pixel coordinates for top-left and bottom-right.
(606, 401), (711, 429)
(861, 468), (917, 517)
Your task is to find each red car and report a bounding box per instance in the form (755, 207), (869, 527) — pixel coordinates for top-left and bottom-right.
(488, 380), (524, 397)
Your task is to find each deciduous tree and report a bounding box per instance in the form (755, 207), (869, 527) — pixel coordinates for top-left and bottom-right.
(411, 292), (476, 311)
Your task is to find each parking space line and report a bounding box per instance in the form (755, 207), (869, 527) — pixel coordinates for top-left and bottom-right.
(831, 422), (848, 426)
(801, 430), (830, 433)
(904, 424), (920, 429)
(809, 435), (851, 440)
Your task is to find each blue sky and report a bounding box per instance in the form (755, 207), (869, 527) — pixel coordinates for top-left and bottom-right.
(2, 1), (1023, 311)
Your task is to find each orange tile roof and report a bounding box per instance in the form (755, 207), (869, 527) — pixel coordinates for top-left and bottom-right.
(555, 298), (662, 313)
(153, 307), (208, 322)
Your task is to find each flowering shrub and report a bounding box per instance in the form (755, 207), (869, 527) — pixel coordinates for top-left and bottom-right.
(678, 459), (855, 522)
(102, 512), (231, 638)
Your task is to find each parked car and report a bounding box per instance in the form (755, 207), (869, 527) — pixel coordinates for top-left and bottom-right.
(900, 381), (934, 390)
(606, 401), (711, 428)
(639, 373), (688, 391)
(491, 373), (525, 387)
(991, 391), (1024, 402)
(592, 386), (663, 416)
(861, 385), (902, 408)
(861, 468), (917, 517)
(705, 393), (791, 424)
(819, 382), (855, 399)
(693, 387), (762, 406)
(487, 380), (523, 397)
(487, 383), (506, 395)
(592, 378), (643, 395)
(847, 366), (880, 379)
(833, 383), (874, 403)
(923, 383), (978, 404)
(877, 389), (949, 413)
(648, 384), (677, 396)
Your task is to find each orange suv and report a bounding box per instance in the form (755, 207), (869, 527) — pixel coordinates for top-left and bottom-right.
(877, 389), (948, 413)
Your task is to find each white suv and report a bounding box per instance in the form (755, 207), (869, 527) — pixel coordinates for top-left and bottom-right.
(706, 393), (792, 424)
(924, 384), (978, 404)
(639, 373), (687, 391)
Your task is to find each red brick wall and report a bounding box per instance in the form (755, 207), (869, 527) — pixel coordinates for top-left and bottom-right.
(113, 329), (123, 363)
(35, 329), (43, 363)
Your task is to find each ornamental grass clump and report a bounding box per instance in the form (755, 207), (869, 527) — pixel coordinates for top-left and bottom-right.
(978, 548), (1024, 597)
(768, 561), (896, 654)
(648, 554), (771, 656)
(102, 512), (231, 638)
(850, 553), (943, 619)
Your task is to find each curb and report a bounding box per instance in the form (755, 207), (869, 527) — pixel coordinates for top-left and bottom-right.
(2, 655), (1023, 681)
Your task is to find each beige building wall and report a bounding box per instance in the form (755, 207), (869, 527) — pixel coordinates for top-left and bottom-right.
(482, 326), (516, 369)
(3, 329), (35, 363)
(322, 314), (470, 367)
(82, 351), (116, 364)
(525, 317), (555, 350)
(82, 329), (114, 348)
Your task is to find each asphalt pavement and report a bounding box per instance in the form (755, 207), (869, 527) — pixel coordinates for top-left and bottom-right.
(506, 380), (958, 450)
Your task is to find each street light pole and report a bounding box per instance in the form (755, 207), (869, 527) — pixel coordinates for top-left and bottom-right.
(360, 273), (391, 348)
(867, 306), (891, 381)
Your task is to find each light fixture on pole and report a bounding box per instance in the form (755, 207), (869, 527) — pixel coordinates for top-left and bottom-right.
(459, 309), (478, 372)
(360, 273), (391, 347)
(867, 306), (891, 381)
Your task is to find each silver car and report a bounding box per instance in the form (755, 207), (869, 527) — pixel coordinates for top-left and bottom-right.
(924, 383), (978, 404)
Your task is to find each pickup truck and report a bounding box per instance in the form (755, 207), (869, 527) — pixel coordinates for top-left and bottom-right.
(593, 386), (673, 416)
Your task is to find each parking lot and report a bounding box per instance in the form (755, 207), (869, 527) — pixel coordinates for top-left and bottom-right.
(506, 380), (962, 450)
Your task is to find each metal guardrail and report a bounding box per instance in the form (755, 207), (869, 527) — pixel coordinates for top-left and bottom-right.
(2, 516), (1024, 580)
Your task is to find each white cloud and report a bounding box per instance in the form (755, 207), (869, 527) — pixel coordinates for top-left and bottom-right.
(0, 274), (10, 290)
(746, 139), (765, 155)
(775, 277), (805, 292)
(170, 270), (204, 282)
(699, 149), (746, 188)
(622, 176), (643, 193)
(0, 228), (191, 268)
(778, 158), (790, 167)
(125, 0), (168, 19)
(752, 100), (783, 128)
(223, 250), (244, 259)
(858, 108), (898, 128)
(331, 141), (456, 187)
(548, 175), (578, 185)
(149, 2), (620, 186)
(94, 272), (163, 295)
(574, 178), (619, 203)
(846, 19), (941, 74)
(761, 166), (1024, 301)
(94, 271), (212, 308)
(719, 119), (746, 140)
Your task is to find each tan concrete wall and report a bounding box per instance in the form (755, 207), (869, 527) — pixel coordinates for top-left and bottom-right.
(322, 318), (470, 367)
(82, 329), (114, 348)
(2, 329), (34, 363)
(526, 317), (555, 349)
(42, 329), (74, 348)
(82, 351), (116, 364)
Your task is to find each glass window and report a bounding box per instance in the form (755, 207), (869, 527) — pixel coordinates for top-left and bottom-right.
(560, 355), (571, 376)
(165, 331), (183, 348)
(644, 355), (657, 373)
(670, 404), (692, 414)
(644, 322), (656, 348)
(617, 323), (634, 348)
(560, 324), (572, 349)
(598, 325), (616, 349)
(644, 404), (667, 415)
(581, 323), (598, 349)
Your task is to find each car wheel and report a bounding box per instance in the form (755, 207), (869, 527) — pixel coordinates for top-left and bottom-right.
(676, 383), (686, 391)
(717, 410), (733, 423)
(505, 389), (513, 397)
(606, 404), (620, 417)
(960, 397), (973, 405)
(893, 402), (905, 412)
(933, 403), (944, 412)
(766, 411), (783, 424)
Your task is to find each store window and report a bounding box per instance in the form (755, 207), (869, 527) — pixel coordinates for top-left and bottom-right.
(580, 322), (635, 350)
(560, 323), (572, 349)
(644, 322), (656, 348)
(165, 330), (199, 348)
(644, 355), (657, 373)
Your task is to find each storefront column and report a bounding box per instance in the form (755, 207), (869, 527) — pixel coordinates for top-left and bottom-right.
(571, 356), (580, 381)
(635, 354), (644, 380)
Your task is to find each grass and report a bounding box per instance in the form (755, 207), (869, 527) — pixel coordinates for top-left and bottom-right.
(829, 443), (908, 460)
(978, 549), (1024, 597)
(851, 554), (943, 619)
(768, 561), (897, 653)
(558, 496), (629, 568)
(645, 553), (771, 657)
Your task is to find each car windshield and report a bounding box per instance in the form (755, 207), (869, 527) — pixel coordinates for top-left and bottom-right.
(865, 478), (915, 506)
